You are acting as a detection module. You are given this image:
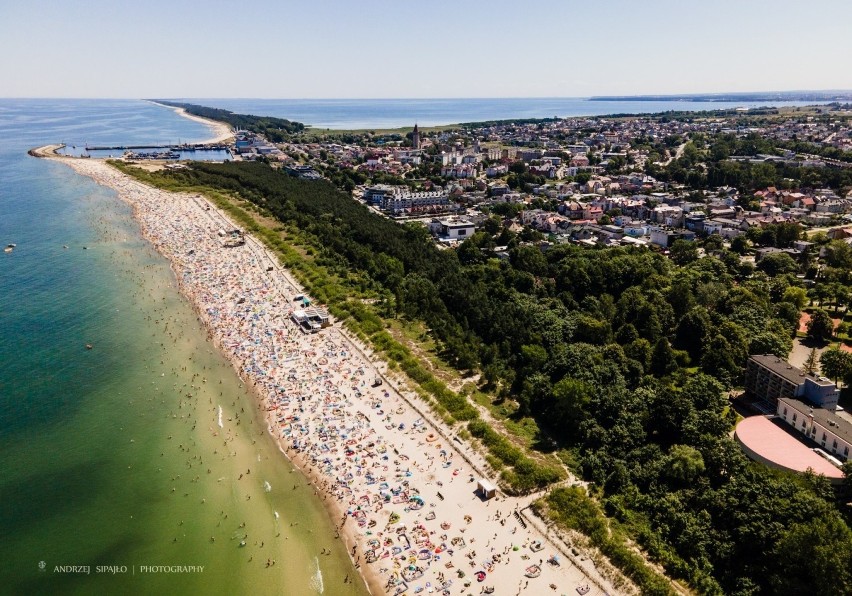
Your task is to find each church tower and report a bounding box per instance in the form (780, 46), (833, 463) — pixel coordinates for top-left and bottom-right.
(412, 123), (420, 150)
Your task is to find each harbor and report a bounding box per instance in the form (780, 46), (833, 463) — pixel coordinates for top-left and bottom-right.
(81, 143), (232, 151)
(57, 142), (234, 161)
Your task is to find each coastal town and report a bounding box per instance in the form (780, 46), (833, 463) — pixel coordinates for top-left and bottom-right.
(29, 101), (852, 595)
(9, 0), (852, 594)
(170, 102), (852, 594)
(224, 106), (852, 252)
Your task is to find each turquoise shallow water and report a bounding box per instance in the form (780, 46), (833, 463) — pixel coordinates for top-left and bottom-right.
(0, 100), (365, 595)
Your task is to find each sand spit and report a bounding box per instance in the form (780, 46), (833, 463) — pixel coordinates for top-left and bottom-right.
(37, 152), (624, 596)
(147, 100), (235, 144)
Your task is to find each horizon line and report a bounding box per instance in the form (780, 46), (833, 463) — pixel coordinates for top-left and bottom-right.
(2, 89), (852, 101)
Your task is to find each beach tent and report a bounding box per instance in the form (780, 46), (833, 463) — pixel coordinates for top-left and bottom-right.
(477, 479), (497, 500)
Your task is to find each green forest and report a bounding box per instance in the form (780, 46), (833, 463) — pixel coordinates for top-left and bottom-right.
(122, 160), (852, 595)
(153, 101), (304, 141)
(646, 131), (852, 191)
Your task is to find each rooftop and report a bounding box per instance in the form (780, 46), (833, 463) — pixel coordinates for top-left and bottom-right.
(779, 398), (852, 445)
(804, 375), (839, 388)
(436, 217), (475, 228)
(749, 354), (810, 385)
(735, 415), (843, 480)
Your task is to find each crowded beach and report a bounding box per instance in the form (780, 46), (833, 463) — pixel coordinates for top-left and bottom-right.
(37, 149), (622, 596)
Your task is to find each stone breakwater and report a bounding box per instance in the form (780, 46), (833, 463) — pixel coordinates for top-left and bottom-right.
(44, 155), (622, 596)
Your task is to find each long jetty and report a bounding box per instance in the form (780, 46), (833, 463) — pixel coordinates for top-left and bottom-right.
(83, 143), (231, 151)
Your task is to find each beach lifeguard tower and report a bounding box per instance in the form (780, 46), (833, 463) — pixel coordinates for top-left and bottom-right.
(477, 478), (497, 500)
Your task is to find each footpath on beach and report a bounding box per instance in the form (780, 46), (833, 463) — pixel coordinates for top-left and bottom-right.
(36, 151), (624, 596)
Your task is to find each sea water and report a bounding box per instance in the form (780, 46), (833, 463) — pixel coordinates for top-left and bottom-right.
(0, 99), (365, 595)
(179, 96), (830, 129)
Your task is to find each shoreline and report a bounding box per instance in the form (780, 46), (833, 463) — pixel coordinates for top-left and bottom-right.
(33, 150), (624, 596)
(146, 100), (235, 144)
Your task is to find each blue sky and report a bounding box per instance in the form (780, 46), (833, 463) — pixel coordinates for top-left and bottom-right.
(1, 0), (851, 98)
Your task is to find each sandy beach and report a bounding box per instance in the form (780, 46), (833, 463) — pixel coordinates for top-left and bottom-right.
(37, 152), (624, 596)
(147, 101), (235, 144)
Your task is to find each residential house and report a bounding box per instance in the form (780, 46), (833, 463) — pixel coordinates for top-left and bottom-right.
(570, 155), (590, 167)
(649, 226), (693, 248)
(754, 247), (803, 263)
(622, 220), (648, 237)
(429, 217), (476, 241)
(685, 213), (707, 233)
(486, 164), (508, 177)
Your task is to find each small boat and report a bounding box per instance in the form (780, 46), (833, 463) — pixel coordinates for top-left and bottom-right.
(85, 344), (93, 350)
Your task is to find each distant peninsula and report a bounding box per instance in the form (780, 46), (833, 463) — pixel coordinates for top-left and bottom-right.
(589, 90), (852, 102)
(150, 100), (304, 141)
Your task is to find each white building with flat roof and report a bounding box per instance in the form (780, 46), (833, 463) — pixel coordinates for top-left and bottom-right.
(778, 398), (851, 462)
(429, 218), (476, 241)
